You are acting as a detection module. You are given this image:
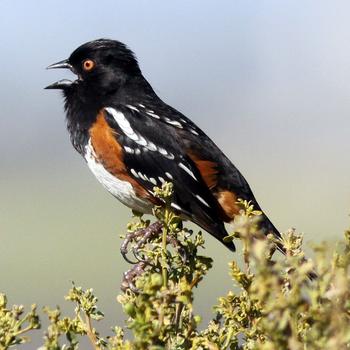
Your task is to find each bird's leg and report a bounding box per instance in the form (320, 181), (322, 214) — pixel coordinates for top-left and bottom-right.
(120, 222), (189, 292)
(121, 262), (147, 293)
(131, 222), (163, 262)
(120, 221), (163, 264)
(132, 223), (188, 264)
(120, 229), (145, 264)
(166, 235), (187, 263)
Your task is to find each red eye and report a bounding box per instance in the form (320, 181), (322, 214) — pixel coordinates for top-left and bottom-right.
(82, 59), (95, 71)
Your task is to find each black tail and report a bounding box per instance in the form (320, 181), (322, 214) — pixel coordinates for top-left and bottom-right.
(213, 222), (236, 252)
(260, 214), (286, 254)
(260, 214), (317, 280)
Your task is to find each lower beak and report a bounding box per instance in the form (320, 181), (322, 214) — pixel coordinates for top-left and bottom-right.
(45, 59), (75, 90)
(45, 79), (74, 89)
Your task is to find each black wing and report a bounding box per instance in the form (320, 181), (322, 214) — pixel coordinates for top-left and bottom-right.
(103, 105), (235, 250)
(119, 101), (281, 242)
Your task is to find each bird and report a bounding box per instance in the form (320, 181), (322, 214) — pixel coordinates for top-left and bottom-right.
(45, 38), (282, 253)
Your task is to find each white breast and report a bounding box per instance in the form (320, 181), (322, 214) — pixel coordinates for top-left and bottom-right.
(84, 140), (152, 214)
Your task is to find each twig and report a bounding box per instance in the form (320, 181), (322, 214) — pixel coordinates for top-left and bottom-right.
(85, 314), (102, 350)
(161, 223), (168, 287)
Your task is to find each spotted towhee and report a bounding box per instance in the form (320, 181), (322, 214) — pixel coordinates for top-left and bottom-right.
(45, 39), (282, 252)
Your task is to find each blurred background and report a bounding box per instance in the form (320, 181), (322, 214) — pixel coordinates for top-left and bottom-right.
(1, 0), (350, 347)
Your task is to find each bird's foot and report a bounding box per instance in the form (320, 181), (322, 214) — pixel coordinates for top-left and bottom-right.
(120, 221), (163, 264)
(131, 225), (187, 264)
(121, 262), (147, 293)
(120, 221), (188, 292)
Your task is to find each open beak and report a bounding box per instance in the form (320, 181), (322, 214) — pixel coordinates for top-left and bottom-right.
(45, 59), (76, 89)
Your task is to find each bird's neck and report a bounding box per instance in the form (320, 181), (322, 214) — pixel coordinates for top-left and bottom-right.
(114, 74), (159, 105)
(64, 89), (99, 155)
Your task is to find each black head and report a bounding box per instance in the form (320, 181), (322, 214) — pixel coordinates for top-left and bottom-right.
(45, 39), (142, 98)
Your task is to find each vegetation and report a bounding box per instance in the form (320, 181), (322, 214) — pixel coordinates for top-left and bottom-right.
(1, 183), (350, 349)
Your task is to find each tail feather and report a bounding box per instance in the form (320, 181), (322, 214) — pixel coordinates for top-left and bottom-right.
(260, 214), (317, 280)
(210, 222), (236, 252)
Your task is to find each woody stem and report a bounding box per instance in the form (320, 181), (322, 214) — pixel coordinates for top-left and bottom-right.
(161, 223), (168, 287)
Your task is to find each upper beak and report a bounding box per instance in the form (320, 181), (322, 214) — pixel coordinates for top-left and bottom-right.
(45, 59), (75, 90)
(46, 59), (72, 70)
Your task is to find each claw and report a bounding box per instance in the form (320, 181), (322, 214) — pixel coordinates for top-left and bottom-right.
(132, 247), (148, 263)
(120, 247), (138, 264)
(121, 262), (147, 293)
(120, 221), (163, 264)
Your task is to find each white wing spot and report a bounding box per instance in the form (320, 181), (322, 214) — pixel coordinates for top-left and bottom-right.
(126, 105), (139, 112)
(137, 136), (148, 147)
(158, 177), (165, 184)
(165, 152), (175, 160)
(165, 172), (173, 180)
(106, 107), (139, 142)
(130, 169), (139, 178)
(146, 111), (160, 119)
(138, 172), (147, 181)
(158, 147), (168, 156)
(190, 129), (199, 135)
(138, 103), (145, 108)
(124, 146), (134, 154)
(179, 162), (197, 181)
(195, 194), (210, 208)
(135, 148), (141, 155)
(171, 203), (182, 211)
(149, 177), (157, 185)
(158, 147), (175, 160)
(107, 107), (156, 150)
(165, 117), (183, 128)
(147, 141), (157, 151)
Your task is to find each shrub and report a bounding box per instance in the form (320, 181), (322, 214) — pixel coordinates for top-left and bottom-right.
(1, 183), (349, 349)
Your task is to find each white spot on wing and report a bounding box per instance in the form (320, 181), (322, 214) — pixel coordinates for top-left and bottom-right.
(106, 107), (164, 153)
(190, 129), (199, 135)
(138, 103), (145, 108)
(165, 172), (173, 180)
(165, 117), (183, 128)
(179, 162), (197, 181)
(130, 169), (139, 178)
(137, 136), (147, 147)
(149, 177), (157, 185)
(157, 147), (175, 160)
(126, 105), (139, 112)
(138, 172), (146, 181)
(195, 194), (210, 208)
(158, 147), (168, 156)
(106, 107), (139, 142)
(165, 153), (175, 160)
(146, 111), (160, 119)
(158, 177), (165, 183)
(146, 141), (157, 152)
(171, 203), (182, 211)
(124, 146), (134, 154)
